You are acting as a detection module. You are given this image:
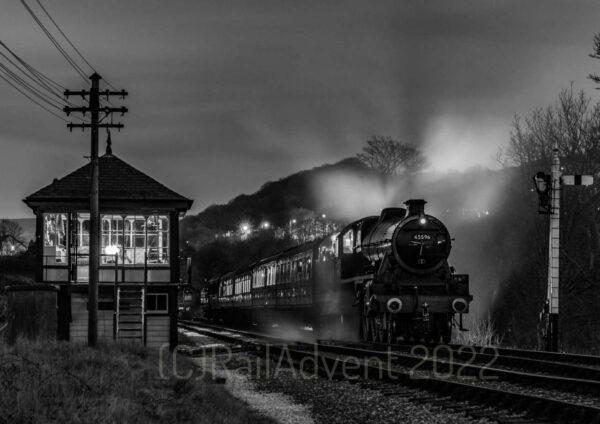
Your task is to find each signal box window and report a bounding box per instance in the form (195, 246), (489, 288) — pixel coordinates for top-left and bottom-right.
(43, 213), (67, 265)
(147, 293), (168, 313)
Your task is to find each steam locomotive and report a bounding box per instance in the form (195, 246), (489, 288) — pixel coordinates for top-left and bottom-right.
(201, 199), (471, 343)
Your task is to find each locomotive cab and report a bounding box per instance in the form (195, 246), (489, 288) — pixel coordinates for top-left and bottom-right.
(338, 216), (378, 280)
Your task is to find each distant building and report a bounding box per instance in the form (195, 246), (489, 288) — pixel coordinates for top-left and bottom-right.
(23, 148), (192, 348)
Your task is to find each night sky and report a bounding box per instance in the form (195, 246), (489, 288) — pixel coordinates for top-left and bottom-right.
(1, 0), (599, 218)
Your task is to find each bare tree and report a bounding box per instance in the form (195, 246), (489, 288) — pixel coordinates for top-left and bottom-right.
(589, 33), (600, 86)
(357, 136), (426, 176)
(0, 219), (25, 254)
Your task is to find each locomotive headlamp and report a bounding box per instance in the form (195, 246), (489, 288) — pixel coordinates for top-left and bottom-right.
(418, 214), (427, 225)
(452, 298), (468, 313)
(386, 298), (402, 314)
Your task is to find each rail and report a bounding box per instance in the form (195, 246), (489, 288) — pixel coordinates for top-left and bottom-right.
(179, 321), (600, 423)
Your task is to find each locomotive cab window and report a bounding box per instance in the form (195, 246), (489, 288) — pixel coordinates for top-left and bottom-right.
(342, 230), (354, 254)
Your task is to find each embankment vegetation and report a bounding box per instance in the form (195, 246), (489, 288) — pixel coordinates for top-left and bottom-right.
(0, 339), (273, 424)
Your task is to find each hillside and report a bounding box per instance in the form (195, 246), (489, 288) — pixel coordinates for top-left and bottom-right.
(179, 157), (379, 245)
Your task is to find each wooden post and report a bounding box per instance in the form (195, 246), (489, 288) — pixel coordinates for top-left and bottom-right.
(88, 73), (100, 347)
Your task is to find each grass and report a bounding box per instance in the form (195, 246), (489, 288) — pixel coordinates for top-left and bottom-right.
(0, 339), (275, 424)
(453, 317), (503, 346)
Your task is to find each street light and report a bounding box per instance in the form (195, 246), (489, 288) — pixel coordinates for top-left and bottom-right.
(239, 222), (251, 236)
(320, 214), (328, 236)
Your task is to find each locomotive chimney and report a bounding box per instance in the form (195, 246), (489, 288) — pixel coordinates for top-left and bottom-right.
(404, 199), (427, 217)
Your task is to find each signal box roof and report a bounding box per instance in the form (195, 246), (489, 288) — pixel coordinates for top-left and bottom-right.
(24, 152), (193, 213)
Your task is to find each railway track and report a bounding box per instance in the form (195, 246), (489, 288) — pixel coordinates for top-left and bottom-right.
(178, 321), (600, 423)
(334, 340), (600, 381)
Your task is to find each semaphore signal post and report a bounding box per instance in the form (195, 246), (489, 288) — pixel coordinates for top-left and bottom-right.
(533, 144), (593, 352)
(63, 73), (128, 347)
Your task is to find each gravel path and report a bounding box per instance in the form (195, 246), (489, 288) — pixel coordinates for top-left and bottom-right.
(181, 328), (315, 424)
(192, 355), (315, 424)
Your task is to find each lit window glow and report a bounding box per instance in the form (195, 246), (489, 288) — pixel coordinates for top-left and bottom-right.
(105, 245), (120, 255)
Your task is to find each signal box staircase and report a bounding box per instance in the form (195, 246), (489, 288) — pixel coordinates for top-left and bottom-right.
(116, 287), (145, 343)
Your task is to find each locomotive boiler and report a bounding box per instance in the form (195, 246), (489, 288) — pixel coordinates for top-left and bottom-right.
(201, 199), (471, 344)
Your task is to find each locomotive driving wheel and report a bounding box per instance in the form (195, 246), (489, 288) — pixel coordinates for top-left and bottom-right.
(374, 314), (392, 343)
(386, 314), (397, 344)
(361, 292), (370, 342)
(361, 307), (372, 342)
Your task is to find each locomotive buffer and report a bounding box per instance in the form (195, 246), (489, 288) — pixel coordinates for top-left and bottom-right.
(533, 146), (593, 352)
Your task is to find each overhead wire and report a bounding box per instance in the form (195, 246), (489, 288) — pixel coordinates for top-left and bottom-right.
(0, 63), (64, 109)
(0, 41), (90, 122)
(20, 0), (89, 83)
(24, 0), (121, 107)
(0, 68), (90, 123)
(0, 72), (68, 122)
(0, 45), (73, 105)
(0, 41), (65, 93)
(34, 0), (118, 92)
(0, 1), (120, 122)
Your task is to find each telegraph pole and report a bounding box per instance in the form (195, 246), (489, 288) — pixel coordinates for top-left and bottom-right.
(64, 73), (127, 347)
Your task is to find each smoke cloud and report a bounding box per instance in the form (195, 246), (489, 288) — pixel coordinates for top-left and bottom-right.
(312, 166), (518, 319)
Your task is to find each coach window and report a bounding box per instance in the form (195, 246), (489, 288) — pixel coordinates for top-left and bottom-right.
(147, 293), (168, 313)
(269, 265), (276, 285)
(296, 260), (303, 281)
